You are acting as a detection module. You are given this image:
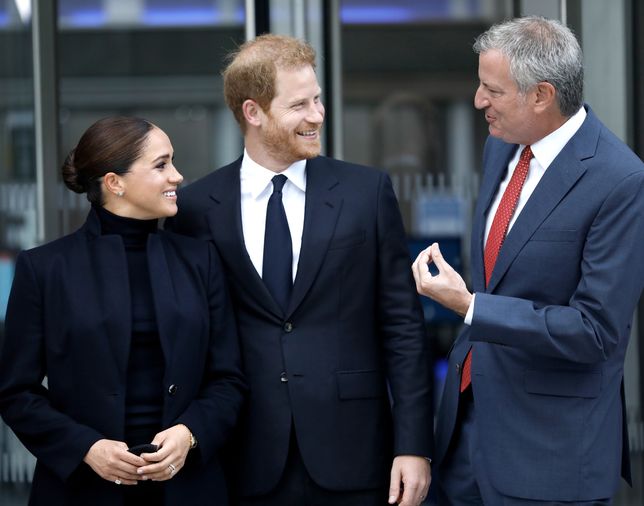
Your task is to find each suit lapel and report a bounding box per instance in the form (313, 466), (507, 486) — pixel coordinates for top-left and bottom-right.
(83, 213), (132, 379)
(288, 157), (342, 315)
(207, 160), (283, 317)
(147, 233), (180, 370)
(486, 114), (598, 292)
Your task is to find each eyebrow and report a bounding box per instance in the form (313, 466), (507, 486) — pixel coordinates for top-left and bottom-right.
(151, 153), (171, 163)
(288, 89), (322, 105)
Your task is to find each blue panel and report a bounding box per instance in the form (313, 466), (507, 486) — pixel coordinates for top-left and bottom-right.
(0, 255), (15, 322)
(57, 0), (244, 27)
(341, 0), (481, 24)
(142, 8), (218, 26)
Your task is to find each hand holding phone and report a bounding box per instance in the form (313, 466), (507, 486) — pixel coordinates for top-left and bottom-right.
(127, 443), (158, 456)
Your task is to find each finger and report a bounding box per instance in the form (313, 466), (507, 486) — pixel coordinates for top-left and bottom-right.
(140, 450), (164, 463)
(412, 251), (430, 283)
(137, 459), (178, 476)
(141, 463), (177, 482)
(420, 247), (433, 265)
(429, 243), (451, 271)
(112, 475), (138, 486)
(113, 464), (143, 481)
(400, 481), (420, 506)
(121, 451), (147, 467)
(388, 467), (402, 504)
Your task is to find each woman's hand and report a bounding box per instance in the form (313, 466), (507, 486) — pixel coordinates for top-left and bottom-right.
(136, 424), (192, 481)
(83, 439), (146, 485)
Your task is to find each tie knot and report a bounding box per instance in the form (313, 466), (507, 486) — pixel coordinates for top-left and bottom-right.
(271, 174), (288, 194)
(520, 145), (533, 162)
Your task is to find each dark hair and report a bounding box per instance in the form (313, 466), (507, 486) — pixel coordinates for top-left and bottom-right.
(62, 116), (154, 205)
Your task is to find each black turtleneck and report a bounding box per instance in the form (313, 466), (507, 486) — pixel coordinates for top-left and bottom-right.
(95, 205), (164, 446)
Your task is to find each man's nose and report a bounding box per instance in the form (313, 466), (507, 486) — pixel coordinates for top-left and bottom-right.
(474, 86), (488, 110)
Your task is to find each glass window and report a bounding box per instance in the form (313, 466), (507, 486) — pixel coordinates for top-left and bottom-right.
(0, 0), (38, 501)
(338, 0), (510, 413)
(57, 0), (246, 233)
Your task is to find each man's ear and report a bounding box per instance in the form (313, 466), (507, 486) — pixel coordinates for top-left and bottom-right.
(534, 81), (556, 111)
(242, 99), (264, 127)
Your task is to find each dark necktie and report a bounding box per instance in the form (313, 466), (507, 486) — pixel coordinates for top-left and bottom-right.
(262, 174), (293, 311)
(460, 145), (534, 393)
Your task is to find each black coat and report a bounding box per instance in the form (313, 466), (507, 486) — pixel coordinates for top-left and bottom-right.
(167, 155), (433, 496)
(0, 208), (246, 506)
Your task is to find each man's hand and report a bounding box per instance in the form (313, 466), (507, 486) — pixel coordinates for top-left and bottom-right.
(412, 242), (472, 317)
(388, 455), (431, 505)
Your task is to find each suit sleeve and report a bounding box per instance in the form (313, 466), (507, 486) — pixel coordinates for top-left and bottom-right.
(471, 170), (644, 363)
(376, 173), (434, 458)
(173, 244), (246, 463)
(0, 252), (104, 482)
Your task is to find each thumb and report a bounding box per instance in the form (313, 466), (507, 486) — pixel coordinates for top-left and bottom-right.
(389, 464), (401, 504)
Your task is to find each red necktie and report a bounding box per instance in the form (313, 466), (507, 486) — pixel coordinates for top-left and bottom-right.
(460, 145), (533, 393)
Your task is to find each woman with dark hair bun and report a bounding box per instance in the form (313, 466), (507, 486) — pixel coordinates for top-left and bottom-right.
(0, 116), (246, 506)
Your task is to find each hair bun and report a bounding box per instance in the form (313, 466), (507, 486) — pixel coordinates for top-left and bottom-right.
(61, 149), (85, 193)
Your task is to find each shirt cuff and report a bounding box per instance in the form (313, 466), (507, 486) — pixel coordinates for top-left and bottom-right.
(464, 293), (476, 325)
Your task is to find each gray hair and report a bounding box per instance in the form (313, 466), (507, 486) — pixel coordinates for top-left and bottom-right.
(473, 16), (583, 117)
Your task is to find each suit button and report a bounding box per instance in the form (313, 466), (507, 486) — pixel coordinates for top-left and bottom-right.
(456, 364), (461, 373)
(280, 372), (288, 383)
(168, 384), (178, 395)
(283, 322), (293, 333)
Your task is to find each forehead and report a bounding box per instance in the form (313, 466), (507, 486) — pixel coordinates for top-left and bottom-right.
(136, 127), (172, 161)
(478, 49), (513, 84)
(273, 65), (320, 100)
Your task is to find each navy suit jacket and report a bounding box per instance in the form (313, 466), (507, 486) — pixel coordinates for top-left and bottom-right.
(167, 155), (433, 496)
(0, 209), (246, 506)
(436, 106), (644, 501)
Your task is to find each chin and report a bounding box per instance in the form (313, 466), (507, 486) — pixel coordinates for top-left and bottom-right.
(161, 205), (179, 218)
(300, 146), (321, 159)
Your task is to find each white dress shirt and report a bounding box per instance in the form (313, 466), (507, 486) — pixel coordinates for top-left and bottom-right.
(465, 106), (587, 324)
(240, 149), (306, 282)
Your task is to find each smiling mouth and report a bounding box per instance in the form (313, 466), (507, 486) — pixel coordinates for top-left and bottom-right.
(163, 191), (176, 198)
(297, 129), (318, 138)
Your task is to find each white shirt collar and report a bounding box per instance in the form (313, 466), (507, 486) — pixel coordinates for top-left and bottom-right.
(240, 149), (307, 199)
(529, 106), (587, 170)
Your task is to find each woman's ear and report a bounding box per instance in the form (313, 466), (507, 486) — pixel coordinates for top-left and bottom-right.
(103, 172), (125, 197)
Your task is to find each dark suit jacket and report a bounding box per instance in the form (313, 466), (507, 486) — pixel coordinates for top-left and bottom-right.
(0, 208), (246, 506)
(166, 155), (433, 496)
(436, 106), (644, 501)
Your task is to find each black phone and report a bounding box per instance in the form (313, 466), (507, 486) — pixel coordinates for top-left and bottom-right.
(128, 443), (158, 456)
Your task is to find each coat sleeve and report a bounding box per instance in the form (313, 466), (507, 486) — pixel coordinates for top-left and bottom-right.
(0, 252), (104, 482)
(376, 172), (434, 459)
(173, 244), (246, 463)
(471, 169), (644, 363)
